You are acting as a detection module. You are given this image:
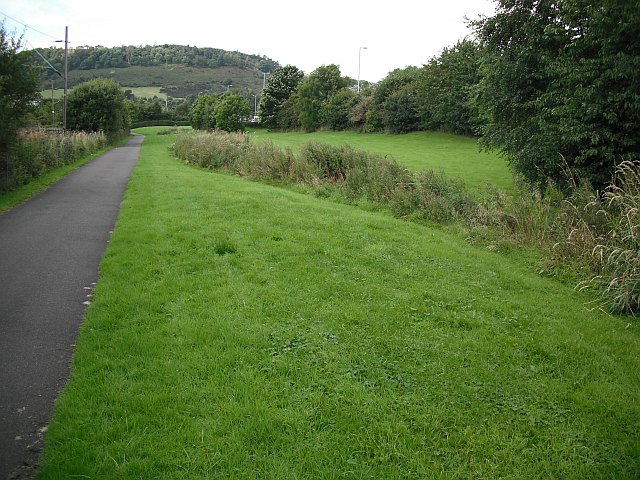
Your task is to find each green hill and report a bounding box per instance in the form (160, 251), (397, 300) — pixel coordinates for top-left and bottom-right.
(35, 44), (280, 98)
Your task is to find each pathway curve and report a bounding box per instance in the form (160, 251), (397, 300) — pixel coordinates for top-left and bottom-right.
(0, 134), (143, 479)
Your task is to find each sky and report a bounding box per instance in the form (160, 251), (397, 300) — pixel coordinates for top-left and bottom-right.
(1, 0), (497, 82)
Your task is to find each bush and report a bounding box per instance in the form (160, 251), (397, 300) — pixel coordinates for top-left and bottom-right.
(579, 161), (640, 314)
(1, 129), (108, 193)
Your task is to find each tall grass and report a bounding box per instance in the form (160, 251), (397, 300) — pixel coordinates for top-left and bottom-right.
(172, 131), (639, 315)
(1, 128), (108, 193)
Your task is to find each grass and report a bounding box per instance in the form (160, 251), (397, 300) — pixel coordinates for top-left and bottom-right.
(38, 127), (640, 478)
(43, 64), (265, 97)
(41, 86), (168, 100)
(248, 129), (513, 192)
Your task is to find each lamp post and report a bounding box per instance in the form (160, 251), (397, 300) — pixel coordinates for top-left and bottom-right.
(357, 46), (367, 94)
(253, 94), (258, 117)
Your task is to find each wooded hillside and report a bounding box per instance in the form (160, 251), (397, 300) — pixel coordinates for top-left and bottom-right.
(35, 44), (280, 97)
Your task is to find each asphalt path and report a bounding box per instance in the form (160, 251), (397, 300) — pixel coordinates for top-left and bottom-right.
(0, 134), (143, 479)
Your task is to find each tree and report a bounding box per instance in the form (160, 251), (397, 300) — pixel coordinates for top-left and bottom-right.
(322, 88), (357, 131)
(66, 78), (128, 137)
(416, 39), (482, 136)
(0, 25), (39, 157)
(215, 94), (251, 132)
(258, 65), (304, 128)
(364, 67), (420, 132)
(297, 64), (346, 132)
(384, 83), (420, 134)
(190, 94), (219, 130)
(474, 0), (640, 190)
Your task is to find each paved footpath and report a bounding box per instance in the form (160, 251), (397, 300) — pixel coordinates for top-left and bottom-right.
(0, 134), (143, 479)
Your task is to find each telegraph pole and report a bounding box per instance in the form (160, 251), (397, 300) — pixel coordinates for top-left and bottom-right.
(63, 26), (68, 130)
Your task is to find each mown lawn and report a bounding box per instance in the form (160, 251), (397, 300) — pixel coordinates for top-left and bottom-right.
(39, 128), (640, 479)
(248, 129), (513, 192)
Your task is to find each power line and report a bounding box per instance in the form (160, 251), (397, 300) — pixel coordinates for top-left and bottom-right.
(0, 9), (59, 41)
(24, 39), (62, 76)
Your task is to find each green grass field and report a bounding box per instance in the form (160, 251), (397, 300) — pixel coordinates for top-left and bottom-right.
(248, 129), (513, 192)
(42, 64), (264, 98)
(38, 128), (640, 478)
(41, 86), (168, 100)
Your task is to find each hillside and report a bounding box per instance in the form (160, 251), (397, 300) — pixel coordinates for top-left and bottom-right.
(36, 44), (280, 98)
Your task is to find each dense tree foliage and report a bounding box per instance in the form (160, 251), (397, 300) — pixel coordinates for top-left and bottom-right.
(215, 94), (251, 132)
(190, 95), (220, 130)
(474, 0), (640, 190)
(416, 39), (482, 136)
(297, 65), (347, 132)
(37, 44), (279, 77)
(66, 78), (129, 137)
(364, 67), (420, 133)
(258, 66), (304, 129)
(189, 93), (251, 132)
(321, 88), (357, 131)
(0, 25), (39, 157)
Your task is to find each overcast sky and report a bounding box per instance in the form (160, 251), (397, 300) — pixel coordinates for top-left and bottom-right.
(1, 0), (497, 82)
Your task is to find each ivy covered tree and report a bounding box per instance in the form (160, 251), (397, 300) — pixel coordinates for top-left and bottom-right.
(258, 65), (304, 129)
(66, 78), (128, 138)
(475, 0), (640, 190)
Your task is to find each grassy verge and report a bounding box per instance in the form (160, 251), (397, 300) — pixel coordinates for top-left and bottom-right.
(0, 135), (130, 213)
(39, 128), (640, 478)
(248, 129), (513, 192)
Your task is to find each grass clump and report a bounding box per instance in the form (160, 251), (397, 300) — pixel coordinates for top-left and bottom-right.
(572, 161), (640, 314)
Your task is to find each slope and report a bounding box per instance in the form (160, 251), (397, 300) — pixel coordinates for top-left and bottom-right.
(38, 128), (640, 479)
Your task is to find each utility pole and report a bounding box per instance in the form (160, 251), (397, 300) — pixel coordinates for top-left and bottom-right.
(63, 26), (68, 130)
(51, 80), (55, 127)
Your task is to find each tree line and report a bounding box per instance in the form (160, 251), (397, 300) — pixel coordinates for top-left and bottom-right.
(4, 0), (639, 193)
(37, 44), (279, 78)
(257, 0), (639, 191)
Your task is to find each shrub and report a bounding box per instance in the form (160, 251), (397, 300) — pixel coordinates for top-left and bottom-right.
(580, 161), (640, 314)
(1, 129), (108, 193)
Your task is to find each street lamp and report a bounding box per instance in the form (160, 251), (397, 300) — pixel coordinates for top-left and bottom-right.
(357, 46), (367, 94)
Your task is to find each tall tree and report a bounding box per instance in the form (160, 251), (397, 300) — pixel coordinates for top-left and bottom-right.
(296, 64), (346, 132)
(0, 25), (39, 157)
(364, 67), (420, 133)
(190, 94), (220, 130)
(215, 93), (251, 132)
(258, 65), (304, 129)
(475, 0), (640, 190)
(417, 39), (482, 136)
(322, 87), (357, 131)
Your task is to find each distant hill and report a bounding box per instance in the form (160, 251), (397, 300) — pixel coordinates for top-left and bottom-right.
(35, 44), (280, 98)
